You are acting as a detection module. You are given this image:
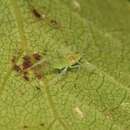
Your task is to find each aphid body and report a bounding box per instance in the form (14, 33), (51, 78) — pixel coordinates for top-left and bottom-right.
(52, 53), (81, 74)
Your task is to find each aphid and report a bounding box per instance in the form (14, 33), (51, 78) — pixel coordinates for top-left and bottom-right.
(53, 53), (81, 74)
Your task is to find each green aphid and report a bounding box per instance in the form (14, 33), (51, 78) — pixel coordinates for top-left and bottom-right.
(29, 52), (81, 75)
(52, 53), (81, 74)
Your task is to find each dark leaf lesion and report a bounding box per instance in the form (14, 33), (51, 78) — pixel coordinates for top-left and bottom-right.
(11, 52), (46, 81)
(27, 0), (62, 30)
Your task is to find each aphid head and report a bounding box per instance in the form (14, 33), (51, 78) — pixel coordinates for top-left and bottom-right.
(67, 53), (81, 65)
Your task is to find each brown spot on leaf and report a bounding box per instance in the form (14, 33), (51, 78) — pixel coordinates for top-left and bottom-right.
(11, 52), (46, 81)
(22, 56), (32, 70)
(32, 8), (42, 18)
(12, 64), (21, 72)
(32, 53), (41, 61)
(49, 19), (61, 29)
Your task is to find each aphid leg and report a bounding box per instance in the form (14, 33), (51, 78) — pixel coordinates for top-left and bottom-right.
(60, 67), (68, 75)
(71, 63), (80, 70)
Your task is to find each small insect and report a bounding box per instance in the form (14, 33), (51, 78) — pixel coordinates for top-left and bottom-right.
(53, 53), (81, 74)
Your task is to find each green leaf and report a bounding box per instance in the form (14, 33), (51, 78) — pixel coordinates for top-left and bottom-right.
(0, 0), (130, 130)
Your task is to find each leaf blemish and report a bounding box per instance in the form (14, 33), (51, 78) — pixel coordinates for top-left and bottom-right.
(11, 52), (46, 81)
(23, 125), (28, 129)
(73, 106), (84, 119)
(32, 8), (46, 20)
(49, 19), (61, 29)
(40, 123), (44, 127)
(22, 55), (33, 70)
(27, 0), (46, 20)
(28, 1), (62, 30)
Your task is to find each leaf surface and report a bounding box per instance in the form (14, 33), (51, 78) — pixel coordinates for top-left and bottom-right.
(0, 0), (130, 130)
